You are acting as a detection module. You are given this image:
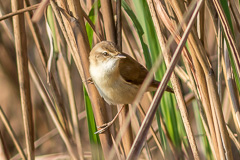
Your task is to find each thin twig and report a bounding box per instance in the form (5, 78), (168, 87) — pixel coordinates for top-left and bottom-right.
(0, 3), (39, 21)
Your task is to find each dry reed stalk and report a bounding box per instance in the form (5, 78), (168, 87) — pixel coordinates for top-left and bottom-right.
(58, 55), (84, 160)
(137, 105), (167, 159)
(185, 62), (219, 160)
(0, 131), (9, 160)
(0, 45), (19, 90)
(12, 111), (87, 160)
(54, 0), (114, 158)
(100, 0), (116, 42)
(0, 3), (39, 21)
(122, 29), (138, 59)
(26, 0), (72, 139)
(122, 27), (165, 158)
(147, 0), (200, 159)
(118, 105), (133, 156)
(116, 0), (122, 48)
(25, 5), (76, 157)
(81, 9), (104, 41)
(99, 0), (117, 140)
(50, 3), (83, 159)
(127, 2), (202, 158)
(99, 0), (117, 138)
(229, 0), (240, 32)
(222, 51), (240, 132)
(53, 0), (84, 78)
(156, 0), (221, 158)
(156, 0), (218, 158)
(50, 3), (106, 157)
(122, 14), (140, 55)
(227, 125), (240, 152)
(116, 0), (134, 156)
(28, 62), (78, 159)
(212, 0), (240, 80)
(199, 2), (205, 44)
(200, 112), (217, 158)
(168, 0), (233, 158)
(217, 21), (223, 103)
(32, 0), (49, 22)
(24, 0), (48, 68)
(2, 0), (239, 158)
(111, 135), (123, 159)
(0, 107), (26, 159)
(191, 51), (224, 160)
(108, 2), (195, 158)
(163, 1), (221, 158)
(123, 27), (168, 158)
(86, 0), (94, 13)
(11, 0), (34, 159)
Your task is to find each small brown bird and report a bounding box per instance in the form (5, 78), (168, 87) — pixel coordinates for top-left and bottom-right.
(89, 41), (173, 133)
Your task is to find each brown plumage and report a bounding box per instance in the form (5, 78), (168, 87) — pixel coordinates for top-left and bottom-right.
(119, 53), (174, 93)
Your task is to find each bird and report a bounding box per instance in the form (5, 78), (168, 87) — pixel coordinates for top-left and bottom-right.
(89, 41), (173, 133)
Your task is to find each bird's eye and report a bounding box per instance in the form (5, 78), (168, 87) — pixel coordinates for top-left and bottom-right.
(102, 51), (109, 56)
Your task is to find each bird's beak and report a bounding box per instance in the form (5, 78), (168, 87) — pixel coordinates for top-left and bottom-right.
(115, 53), (126, 59)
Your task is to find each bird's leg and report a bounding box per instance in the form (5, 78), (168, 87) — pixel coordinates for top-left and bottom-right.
(95, 105), (125, 134)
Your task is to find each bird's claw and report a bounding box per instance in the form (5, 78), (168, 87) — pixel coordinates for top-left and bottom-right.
(95, 122), (112, 134)
(97, 123), (108, 129)
(95, 127), (108, 134)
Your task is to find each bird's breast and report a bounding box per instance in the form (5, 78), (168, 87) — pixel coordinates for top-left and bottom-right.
(90, 65), (139, 105)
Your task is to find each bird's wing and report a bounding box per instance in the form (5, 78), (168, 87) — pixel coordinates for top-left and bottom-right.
(118, 53), (150, 85)
(119, 53), (174, 93)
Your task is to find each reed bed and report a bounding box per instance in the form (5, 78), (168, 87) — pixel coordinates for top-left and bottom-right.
(0, 0), (239, 159)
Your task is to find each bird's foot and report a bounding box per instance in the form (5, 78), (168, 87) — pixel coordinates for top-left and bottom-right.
(95, 122), (113, 134)
(94, 105), (125, 134)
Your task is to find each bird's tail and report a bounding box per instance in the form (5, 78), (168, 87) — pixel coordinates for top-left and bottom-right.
(165, 86), (174, 93)
(149, 80), (174, 93)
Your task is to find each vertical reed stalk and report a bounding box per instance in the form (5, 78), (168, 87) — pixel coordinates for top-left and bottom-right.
(11, 0), (34, 159)
(147, 0), (200, 159)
